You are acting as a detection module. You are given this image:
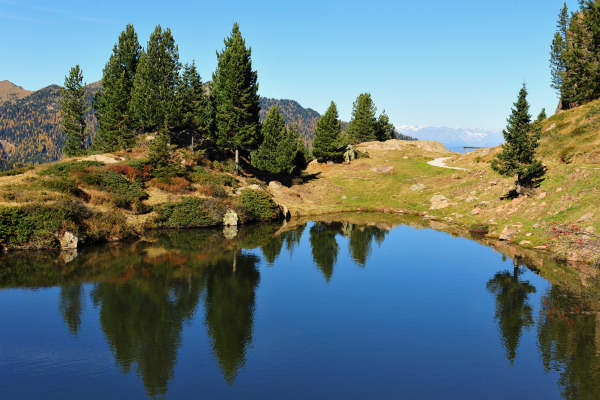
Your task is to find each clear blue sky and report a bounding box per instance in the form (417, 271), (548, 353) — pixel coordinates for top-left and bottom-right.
(0, 0), (579, 131)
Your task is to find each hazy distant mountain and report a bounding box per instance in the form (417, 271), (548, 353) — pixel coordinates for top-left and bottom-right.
(396, 125), (503, 148)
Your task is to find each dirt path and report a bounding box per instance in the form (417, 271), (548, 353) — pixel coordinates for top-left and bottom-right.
(427, 157), (467, 171)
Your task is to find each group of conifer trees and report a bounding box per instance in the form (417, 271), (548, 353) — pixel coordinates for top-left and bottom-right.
(312, 94), (395, 162)
(550, 1), (600, 110)
(60, 23), (310, 177)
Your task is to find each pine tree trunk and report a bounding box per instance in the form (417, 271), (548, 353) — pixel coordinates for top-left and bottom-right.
(235, 148), (240, 175)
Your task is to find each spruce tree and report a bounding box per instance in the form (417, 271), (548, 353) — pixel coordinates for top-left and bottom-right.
(61, 65), (88, 157)
(212, 23), (260, 172)
(375, 110), (395, 141)
(130, 25), (181, 132)
(94, 24), (141, 152)
(491, 85), (546, 193)
(536, 108), (547, 122)
(149, 117), (172, 169)
(312, 101), (344, 162)
(348, 93), (378, 143)
(175, 62), (211, 146)
(251, 106), (297, 176)
(550, 3), (568, 99)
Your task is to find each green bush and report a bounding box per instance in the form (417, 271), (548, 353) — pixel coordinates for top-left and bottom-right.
(154, 198), (226, 229)
(189, 166), (239, 188)
(0, 164), (34, 177)
(39, 161), (103, 177)
(239, 189), (280, 221)
(80, 170), (148, 208)
(41, 177), (86, 198)
(0, 200), (90, 248)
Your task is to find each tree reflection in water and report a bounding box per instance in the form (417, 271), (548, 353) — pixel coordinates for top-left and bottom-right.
(486, 259), (536, 363)
(537, 282), (600, 400)
(3, 220), (600, 399)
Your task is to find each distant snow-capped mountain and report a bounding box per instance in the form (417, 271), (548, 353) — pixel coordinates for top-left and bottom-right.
(396, 125), (503, 148)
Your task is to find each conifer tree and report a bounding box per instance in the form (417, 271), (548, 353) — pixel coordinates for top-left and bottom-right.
(94, 24), (141, 152)
(348, 93), (378, 143)
(536, 108), (547, 122)
(550, 3), (569, 100)
(175, 62), (211, 145)
(61, 65), (88, 157)
(251, 106), (297, 176)
(375, 110), (395, 141)
(149, 117), (172, 168)
(491, 85), (546, 193)
(312, 101), (344, 162)
(130, 25), (181, 132)
(212, 23), (260, 173)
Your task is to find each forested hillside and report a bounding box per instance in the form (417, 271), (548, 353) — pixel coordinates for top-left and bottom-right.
(0, 83), (97, 169)
(0, 81), (323, 169)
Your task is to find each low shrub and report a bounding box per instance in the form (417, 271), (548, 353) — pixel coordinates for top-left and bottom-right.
(0, 164), (34, 177)
(0, 200), (90, 248)
(148, 176), (192, 193)
(41, 177), (87, 198)
(79, 170), (148, 208)
(189, 166), (239, 188)
(212, 159), (237, 174)
(39, 161), (103, 177)
(85, 211), (136, 242)
(154, 197), (226, 229)
(239, 189), (280, 221)
(198, 183), (228, 198)
(109, 164), (152, 182)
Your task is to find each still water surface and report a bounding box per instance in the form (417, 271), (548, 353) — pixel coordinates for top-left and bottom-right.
(0, 218), (599, 399)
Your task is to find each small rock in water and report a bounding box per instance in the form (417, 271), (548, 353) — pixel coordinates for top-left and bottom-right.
(223, 225), (238, 239)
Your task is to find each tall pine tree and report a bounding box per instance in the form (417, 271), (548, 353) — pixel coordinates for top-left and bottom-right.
(251, 106), (298, 176)
(550, 3), (568, 100)
(130, 25), (181, 133)
(94, 24), (141, 152)
(212, 23), (260, 173)
(175, 62), (212, 147)
(61, 65), (88, 157)
(312, 101), (344, 162)
(491, 85), (545, 193)
(348, 93), (378, 144)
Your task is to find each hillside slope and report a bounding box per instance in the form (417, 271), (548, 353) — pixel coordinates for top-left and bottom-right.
(269, 103), (600, 266)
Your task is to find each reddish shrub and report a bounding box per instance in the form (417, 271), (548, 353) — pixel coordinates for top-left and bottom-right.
(149, 177), (192, 193)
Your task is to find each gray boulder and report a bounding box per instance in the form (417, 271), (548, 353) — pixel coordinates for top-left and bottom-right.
(223, 209), (239, 226)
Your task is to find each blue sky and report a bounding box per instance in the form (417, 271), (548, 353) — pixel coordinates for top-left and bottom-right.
(0, 0), (579, 131)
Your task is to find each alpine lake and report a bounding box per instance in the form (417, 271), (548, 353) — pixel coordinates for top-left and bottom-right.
(1, 213), (599, 399)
